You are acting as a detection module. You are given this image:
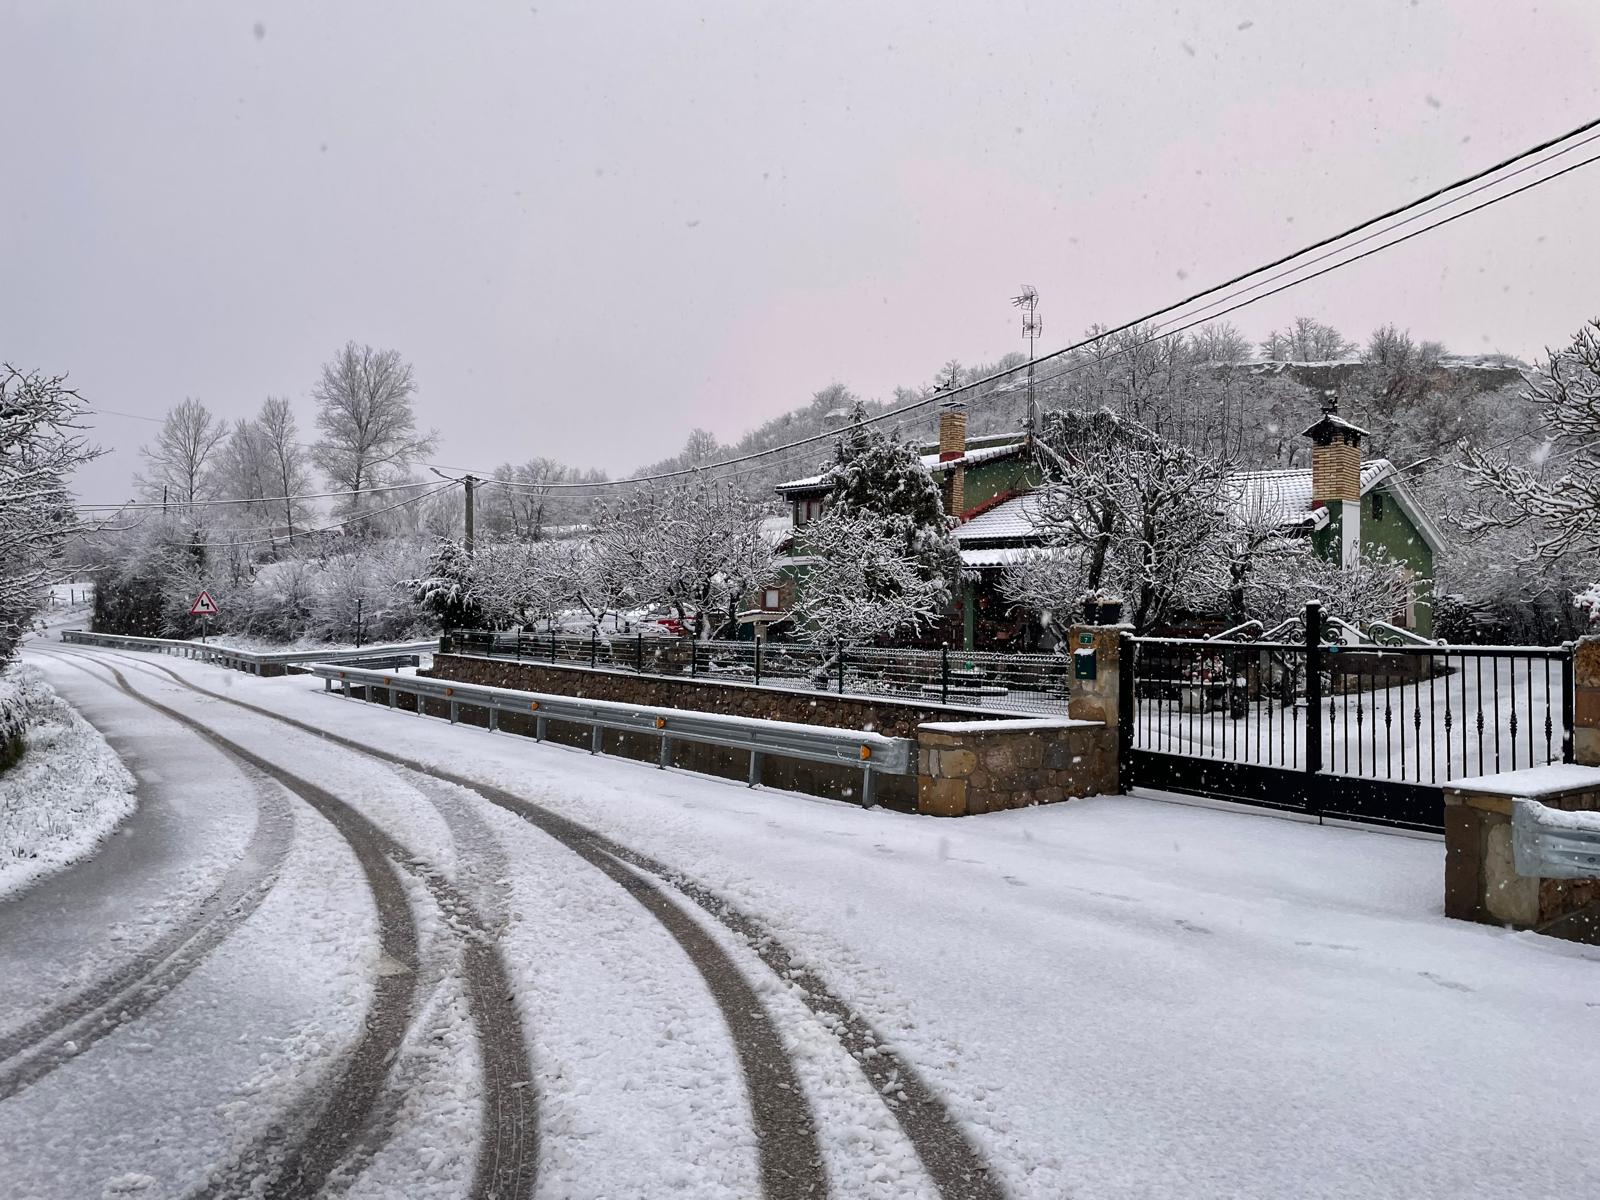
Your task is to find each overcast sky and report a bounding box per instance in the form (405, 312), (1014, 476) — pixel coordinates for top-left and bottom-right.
(6, 1), (1600, 504)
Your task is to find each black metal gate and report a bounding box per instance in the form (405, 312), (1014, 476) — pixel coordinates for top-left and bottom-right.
(1117, 605), (1575, 831)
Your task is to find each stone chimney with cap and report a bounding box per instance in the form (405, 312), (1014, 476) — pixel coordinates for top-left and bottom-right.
(938, 400), (967, 517)
(1303, 389), (1366, 567)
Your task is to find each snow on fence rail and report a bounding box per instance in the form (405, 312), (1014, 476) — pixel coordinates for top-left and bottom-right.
(59, 629), (435, 675)
(442, 630), (1074, 716)
(310, 662), (914, 808)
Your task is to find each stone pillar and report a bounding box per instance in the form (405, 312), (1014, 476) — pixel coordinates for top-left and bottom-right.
(1066, 624), (1124, 724)
(1066, 623), (1129, 792)
(1576, 636), (1600, 766)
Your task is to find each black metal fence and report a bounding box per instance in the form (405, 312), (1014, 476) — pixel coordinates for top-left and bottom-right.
(1123, 604), (1575, 830)
(442, 630), (1073, 716)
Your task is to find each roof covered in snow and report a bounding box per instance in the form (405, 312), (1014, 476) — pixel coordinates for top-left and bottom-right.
(1231, 459), (1393, 524)
(952, 456), (1445, 558)
(775, 440), (1028, 494)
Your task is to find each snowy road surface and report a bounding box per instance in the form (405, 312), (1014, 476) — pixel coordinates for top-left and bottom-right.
(4, 641), (1600, 1199)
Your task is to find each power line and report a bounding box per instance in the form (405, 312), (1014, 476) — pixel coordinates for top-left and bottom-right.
(471, 118), (1600, 490)
(74, 478), (445, 511)
(145, 480), (460, 548)
(85, 114), (1600, 496)
(1015, 149), (1600, 402)
(1154, 126), (1600, 338)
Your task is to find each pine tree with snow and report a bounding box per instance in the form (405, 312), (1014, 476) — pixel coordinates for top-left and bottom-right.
(815, 403), (961, 613)
(406, 538), (481, 630)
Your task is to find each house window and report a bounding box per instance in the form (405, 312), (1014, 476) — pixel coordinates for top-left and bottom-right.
(763, 588), (781, 610)
(792, 497), (827, 526)
(1372, 491), (1385, 521)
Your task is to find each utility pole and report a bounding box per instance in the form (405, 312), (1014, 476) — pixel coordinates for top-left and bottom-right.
(463, 475), (477, 554)
(1011, 285), (1042, 434)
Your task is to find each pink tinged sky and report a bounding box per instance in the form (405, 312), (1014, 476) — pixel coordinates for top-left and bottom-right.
(3, 0), (1599, 504)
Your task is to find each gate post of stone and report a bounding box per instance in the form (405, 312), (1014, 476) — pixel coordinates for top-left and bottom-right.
(1067, 623), (1132, 793)
(1576, 635), (1600, 766)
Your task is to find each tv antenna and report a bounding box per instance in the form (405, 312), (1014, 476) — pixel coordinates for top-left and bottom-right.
(1012, 285), (1043, 432)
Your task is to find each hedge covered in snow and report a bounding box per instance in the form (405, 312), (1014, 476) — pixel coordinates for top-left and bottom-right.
(0, 664), (137, 900)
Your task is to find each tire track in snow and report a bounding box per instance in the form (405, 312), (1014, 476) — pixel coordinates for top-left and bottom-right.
(0, 654), (296, 1102)
(37, 652), (521, 1196)
(100, 647), (1005, 1200)
(89, 648), (832, 1198)
(36, 650), (538, 1199)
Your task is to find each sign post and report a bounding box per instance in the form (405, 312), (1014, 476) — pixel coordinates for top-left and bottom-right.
(189, 590), (220, 643)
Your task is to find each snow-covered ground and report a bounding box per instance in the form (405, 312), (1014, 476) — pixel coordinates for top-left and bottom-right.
(0, 662), (137, 900)
(6, 640), (1600, 1199)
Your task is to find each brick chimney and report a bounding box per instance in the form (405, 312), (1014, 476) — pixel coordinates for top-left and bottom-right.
(939, 401), (967, 517)
(1303, 390), (1365, 567)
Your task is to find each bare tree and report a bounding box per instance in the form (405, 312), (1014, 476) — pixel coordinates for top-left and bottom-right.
(137, 398), (226, 510)
(1259, 317), (1356, 362)
(215, 419), (274, 524)
(1187, 321), (1254, 364)
(311, 342), (437, 522)
(1004, 408), (1236, 632)
(257, 397), (314, 542)
(1460, 319), (1600, 568)
(793, 510), (946, 645)
(1, 366), (101, 663)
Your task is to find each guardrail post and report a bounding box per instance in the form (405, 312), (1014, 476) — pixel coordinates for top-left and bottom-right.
(941, 643), (950, 704)
(591, 724), (603, 755)
(536, 715), (547, 742)
(754, 640), (762, 687)
(515, 634), (522, 663)
(590, 631), (598, 669)
(388, 686), (397, 709)
(837, 643), (846, 694)
(637, 633), (645, 674)
(488, 707), (499, 732)
(1304, 601), (1324, 820)
(551, 632), (557, 663)
(449, 700), (459, 725)
(861, 765), (876, 809)
(691, 639), (698, 678)
(324, 677), (332, 693)
(659, 731), (671, 769)
(748, 749), (762, 788)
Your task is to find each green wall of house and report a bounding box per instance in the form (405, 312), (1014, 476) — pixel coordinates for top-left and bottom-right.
(1311, 488), (1435, 635)
(959, 456), (1040, 515)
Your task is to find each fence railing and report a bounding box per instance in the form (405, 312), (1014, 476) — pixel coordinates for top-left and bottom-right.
(1128, 617), (1574, 787)
(60, 629), (434, 675)
(440, 630), (1074, 716)
(311, 662), (913, 807)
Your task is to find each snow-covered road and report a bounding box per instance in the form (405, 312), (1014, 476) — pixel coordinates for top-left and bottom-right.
(5, 640), (1600, 1199)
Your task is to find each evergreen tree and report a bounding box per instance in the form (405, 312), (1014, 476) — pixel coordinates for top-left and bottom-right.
(816, 403), (962, 611)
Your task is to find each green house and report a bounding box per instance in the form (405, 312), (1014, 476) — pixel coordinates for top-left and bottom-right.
(766, 402), (1444, 647)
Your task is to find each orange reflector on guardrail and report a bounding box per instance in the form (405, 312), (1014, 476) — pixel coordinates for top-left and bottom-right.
(529, 701), (540, 711)
(655, 717), (666, 729)
(860, 745), (872, 760)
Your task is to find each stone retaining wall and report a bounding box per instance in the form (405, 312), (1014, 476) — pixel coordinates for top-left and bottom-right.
(424, 653), (1118, 816)
(917, 719), (1116, 816)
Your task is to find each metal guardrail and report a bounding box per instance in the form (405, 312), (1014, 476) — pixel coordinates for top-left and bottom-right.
(59, 629), (435, 675)
(309, 662), (914, 808)
(1513, 798), (1600, 878)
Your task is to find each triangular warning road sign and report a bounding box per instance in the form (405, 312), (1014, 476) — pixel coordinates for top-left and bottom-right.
(189, 590), (220, 616)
